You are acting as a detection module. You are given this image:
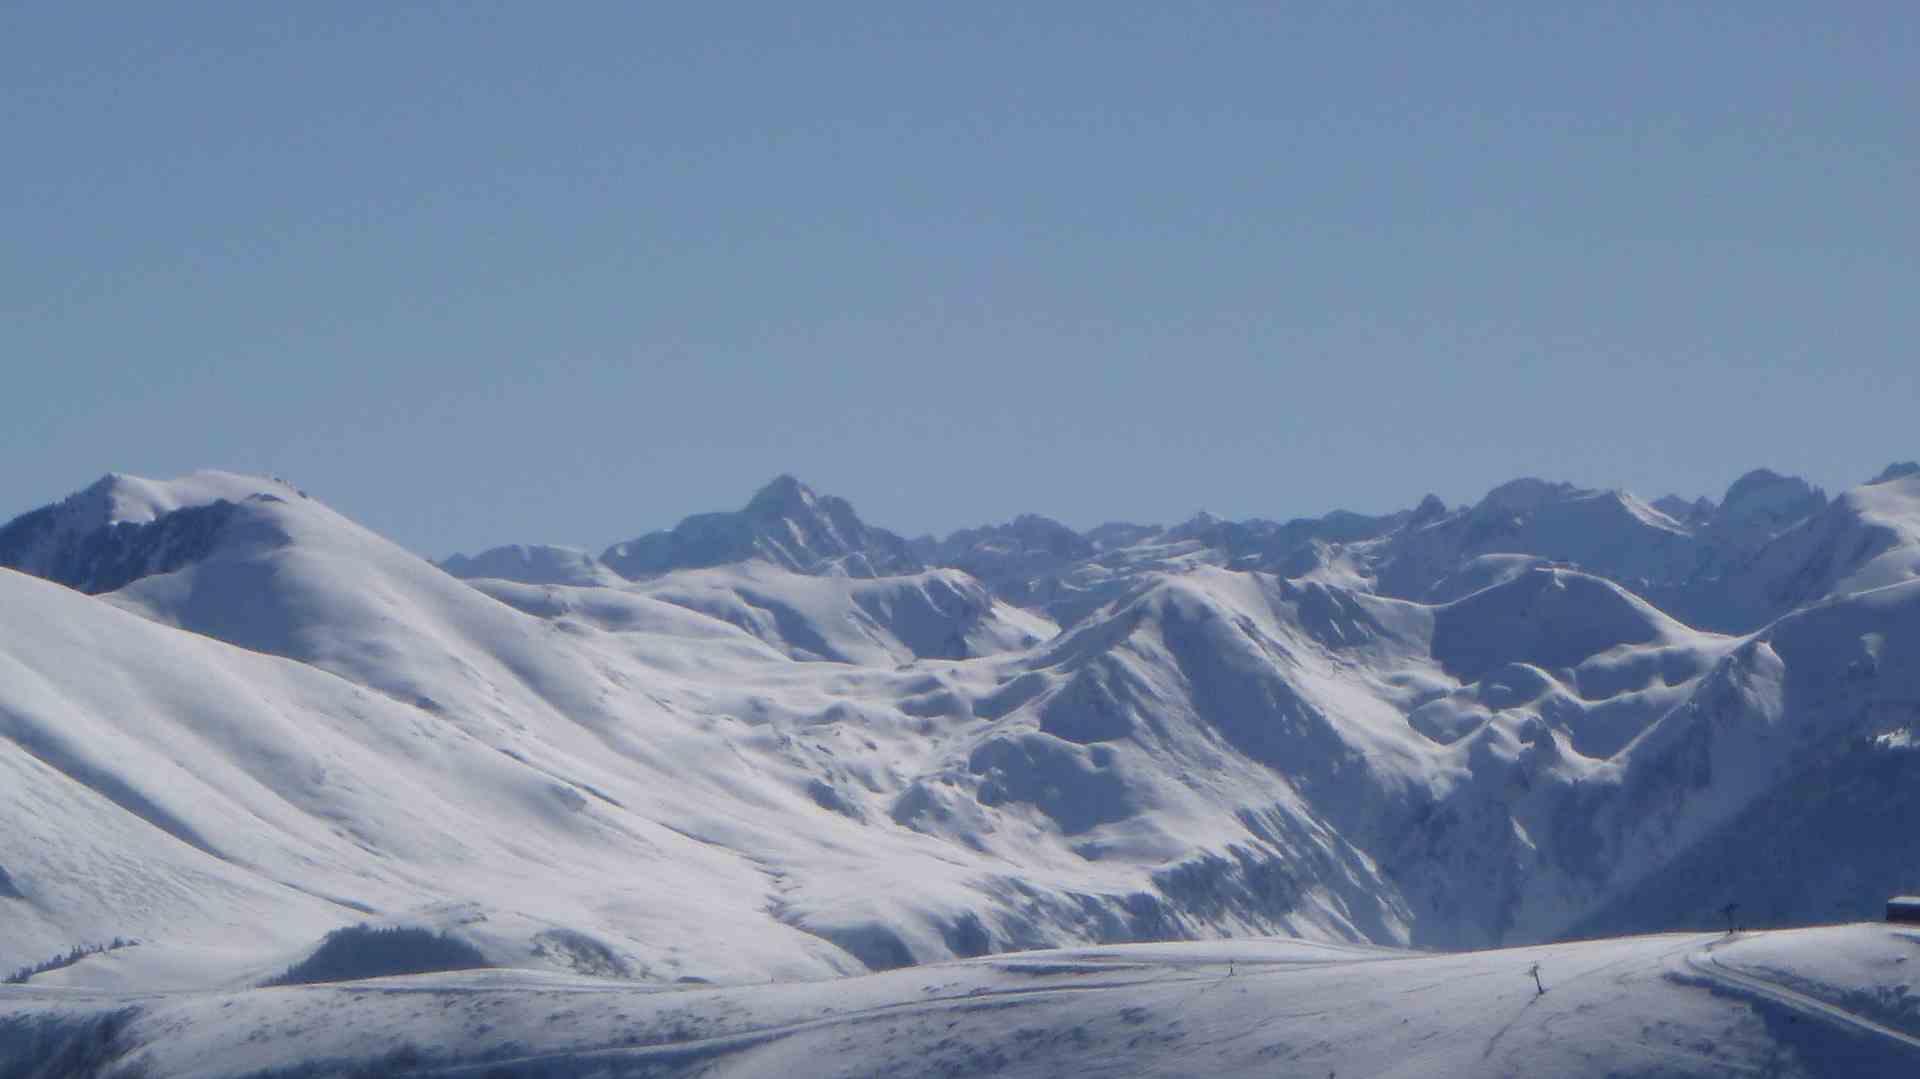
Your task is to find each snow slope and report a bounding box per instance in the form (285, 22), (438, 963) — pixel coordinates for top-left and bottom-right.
(452, 552), (1059, 667)
(3, 475), (1422, 983)
(6, 462), (1920, 1006)
(0, 566), (855, 987)
(6, 925), (1918, 1077)
(1661, 469), (1920, 632)
(0, 485), (1197, 985)
(609, 562), (1053, 664)
(439, 544), (627, 588)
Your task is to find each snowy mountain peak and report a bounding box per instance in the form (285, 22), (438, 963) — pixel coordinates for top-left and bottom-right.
(13, 470), (292, 534)
(914, 514), (1098, 608)
(1652, 494), (1717, 527)
(1716, 468), (1825, 525)
(601, 476), (920, 579)
(1686, 468), (1830, 563)
(1479, 477), (1582, 512)
(0, 470), (300, 594)
(92, 470), (301, 524)
(931, 514), (1091, 560)
(439, 543), (625, 587)
(744, 473), (818, 515)
(1871, 460), (1920, 485)
(1165, 509), (1224, 541)
(1010, 512), (1079, 536)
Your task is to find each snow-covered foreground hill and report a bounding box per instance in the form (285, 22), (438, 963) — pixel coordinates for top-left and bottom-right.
(5, 924), (1918, 1077)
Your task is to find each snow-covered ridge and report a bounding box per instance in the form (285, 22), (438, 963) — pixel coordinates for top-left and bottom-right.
(597, 474), (922, 579)
(446, 463), (1915, 635)
(0, 470), (300, 593)
(439, 543), (626, 588)
(4, 461), (1920, 1001)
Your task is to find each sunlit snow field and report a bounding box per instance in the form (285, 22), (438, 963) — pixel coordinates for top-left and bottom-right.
(6, 467), (1920, 1076)
(7, 924), (1920, 1077)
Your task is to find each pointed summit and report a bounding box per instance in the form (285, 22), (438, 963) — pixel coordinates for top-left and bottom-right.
(1719, 468), (1820, 512)
(1651, 495), (1716, 527)
(602, 476), (920, 579)
(1167, 510), (1222, 541)
(1409, 493), (1447, 525)
(1707, 469), (1826, 546)
(1871, 461), (1920, 485)
(1479, 478), (1582, 512)
(0, 470), (299, 594)
(746, 474), (817, 516)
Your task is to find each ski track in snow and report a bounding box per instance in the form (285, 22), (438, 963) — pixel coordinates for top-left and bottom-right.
(1684, 937), (1920, 1055)
(12, 926), (1920, 1077)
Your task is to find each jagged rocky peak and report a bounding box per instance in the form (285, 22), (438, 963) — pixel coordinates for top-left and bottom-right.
(745, 475), (874, 552)
(1368, 476), (1701, 602)
(1466, 479), (1688, 532)
(601, 474), (921, 580)
(1477, 477), (1584, 513)
(1166, 509), (1223, 541)
(1477, 480), (1698, 540)
(744, 473), (818, 515)
(1718, 467), (1823, 515)
(1707, 468), (1827, 541)
(1008, 513), (1088, 548)
(1871, 461), (1920, 485)
(10, 470), (291, 533)
(1651, 494), (1717, 527)
(1084, 521), (1161, 550)
(937, 514), (1091, 559)
(0, 475), (124, 571)
(919, 513), (1096, 609)
(0, 470), (298, 594)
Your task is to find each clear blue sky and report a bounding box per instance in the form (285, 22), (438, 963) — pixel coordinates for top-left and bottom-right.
(4, 3), (1916, 557)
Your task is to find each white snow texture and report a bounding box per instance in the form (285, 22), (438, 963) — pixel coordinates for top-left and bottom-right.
(5, 465), (1920, 1076)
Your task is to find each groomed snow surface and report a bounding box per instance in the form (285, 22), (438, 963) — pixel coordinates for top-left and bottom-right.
(6, 924), (1919, 1076)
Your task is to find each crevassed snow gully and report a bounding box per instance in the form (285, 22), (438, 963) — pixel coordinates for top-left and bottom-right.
(5, 464), (1920, 1076)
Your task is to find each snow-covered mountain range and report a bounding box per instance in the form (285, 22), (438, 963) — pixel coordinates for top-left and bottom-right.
(4, 462), (1920, 999)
